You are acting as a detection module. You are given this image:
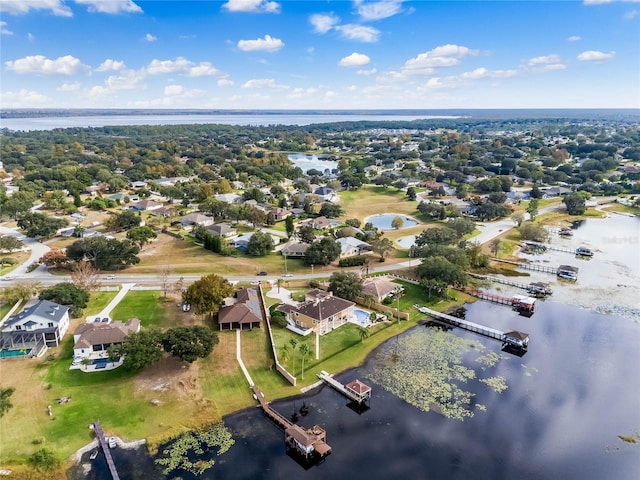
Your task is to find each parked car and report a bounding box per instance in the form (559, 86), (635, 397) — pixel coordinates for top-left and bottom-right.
(104, 275), (116, 280)
(257, 271), (268, 276)
(182, 303), (191, 312)
(283, 273), (293, 277)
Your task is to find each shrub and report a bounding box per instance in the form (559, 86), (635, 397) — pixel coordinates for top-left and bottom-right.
(28, 448), (60, 471)
(0, 257), (18, 266)
(338, 256), (367, 267)
(309, 279), (319, 288)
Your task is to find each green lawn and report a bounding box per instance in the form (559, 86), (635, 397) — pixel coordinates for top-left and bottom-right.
(83, 291), (118, 316)
(110, 290), (167, 327)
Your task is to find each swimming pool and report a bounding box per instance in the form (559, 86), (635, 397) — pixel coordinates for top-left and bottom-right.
(353, 308), (372, 326)
(0, 348), (32, 358)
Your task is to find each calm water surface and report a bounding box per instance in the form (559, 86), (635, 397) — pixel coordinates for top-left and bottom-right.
(287, 153), (338, 174)
(84, 301), (638, 480)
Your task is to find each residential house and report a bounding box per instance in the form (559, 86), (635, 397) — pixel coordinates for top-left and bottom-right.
(106, 193), (138, 203)
(176, 213), (214, 229)
(313, 187), (338, 202)
(336, 237), (371, 258)
(362, 276), (402, 303)
(268, 207), (291, 222)
(153, 206), (178, 218)
(541, 186), (572, 198)
(300, 216), (330, 230)
(206, 223), (237, 237)
(218, 288), (263, 331)
(280, 241), (309, 257)
(0, 300), (70, 356)
(70, 318), (140, 371)
(215, 193), (243, 204)
(126, 200), (163, 212)
(276, 289), (355, 335)
(130, 181), (147, 189)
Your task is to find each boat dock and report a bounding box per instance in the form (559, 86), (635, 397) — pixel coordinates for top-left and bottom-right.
(417, 306), (529, 349)
(468, 273), (552, 296)
(462, 289), (536, 313)
(92, 421), (120, 480)
(491, 257), (558, 275)
(317, 371), (372, 405)
(251, 385), (331, 460)
(522, 241), (594, 257)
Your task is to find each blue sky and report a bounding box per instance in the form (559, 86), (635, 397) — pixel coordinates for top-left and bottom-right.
(1, 0), (639, 109)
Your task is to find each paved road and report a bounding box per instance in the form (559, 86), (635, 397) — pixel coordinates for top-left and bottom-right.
(0, 225), (51, 277)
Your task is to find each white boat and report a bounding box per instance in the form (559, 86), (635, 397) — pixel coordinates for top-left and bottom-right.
(89, 449), (98, 460)
(108, 437), (117, 448)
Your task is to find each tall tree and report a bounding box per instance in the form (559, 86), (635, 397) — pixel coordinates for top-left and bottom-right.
(162, 326), (218, 363)
(70, 260), (101, 291)
(182, 274), (234, 320)
(66, 237), (140, 271)
(39, 282), (89, 317)
(299, 343), (310, 379)
(0, 387), (15, 418)
(110, 328), (164, 371)
(126, 226), (157, 248)
(526, 198), (539, 220)
(391, 216), (404, 230)
(328, 271), (363, 300)
(371, 237), (394, 261)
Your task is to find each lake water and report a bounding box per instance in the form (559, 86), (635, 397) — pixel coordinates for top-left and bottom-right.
(288, 153), (338, 174)
(0, 113), (451, 132)
(146, 300), (639, 480)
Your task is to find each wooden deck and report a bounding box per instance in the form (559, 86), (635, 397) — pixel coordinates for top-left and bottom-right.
(251, 385), (332, 459)
(491, 257), (558, 275)
(92, 421), (120, 480)
(418, 306), (529, 349)
(317, 371), (371, 404)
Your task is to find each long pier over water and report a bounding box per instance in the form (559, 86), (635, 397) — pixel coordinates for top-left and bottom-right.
(92, 421), (120, 480)
(418, 306), (529, 349)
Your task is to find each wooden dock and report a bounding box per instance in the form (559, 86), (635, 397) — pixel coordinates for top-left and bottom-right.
(523, 241), (591, 256)
(251, 385), (331, 459)
(491, 257), (558, 275)
(468, 273), (552, 296)
(462, 289), (536, 313)
(418, 306), (529, 349)
(92, 421), (120, 480)
(317, 371), (371, 404)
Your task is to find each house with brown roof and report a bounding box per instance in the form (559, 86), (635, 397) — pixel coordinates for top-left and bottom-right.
(362, 276), (403, 303)
(276, 289), (355, 335)
(280, 241), (309, 257)
(218, 288), (263, 331)
(268, 207), (291, 222)
(70, 318), (140, 371)
(299, 216), (331, 230)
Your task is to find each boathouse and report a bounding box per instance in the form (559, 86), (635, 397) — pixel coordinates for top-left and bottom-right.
(557, 265), (579, 280)
(511, 295), (536, 313)
(285, 424), (331, 460)
(344, 379), (372, 402)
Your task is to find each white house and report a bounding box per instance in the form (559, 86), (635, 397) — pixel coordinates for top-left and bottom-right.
(336, 237), (371, 258)
(0, 300), (70, 357)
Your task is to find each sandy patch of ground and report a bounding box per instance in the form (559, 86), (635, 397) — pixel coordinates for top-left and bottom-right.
(134, 355), (201, 400)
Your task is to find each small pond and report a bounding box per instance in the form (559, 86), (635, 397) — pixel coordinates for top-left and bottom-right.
(396, 235), (417, 249)
(365, 214), (419, 231)
(288, 153), (338, 174)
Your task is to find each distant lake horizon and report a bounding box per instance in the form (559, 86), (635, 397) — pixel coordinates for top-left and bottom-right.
(2, 108), (638, 131)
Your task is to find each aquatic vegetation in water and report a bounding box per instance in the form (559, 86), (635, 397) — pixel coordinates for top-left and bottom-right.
(155, 422), (235, 475)
(369, 327), (506, 420)
(480, 376), (508, 393)
(617, 433), (640, 444)
(476, 351), (502, 369)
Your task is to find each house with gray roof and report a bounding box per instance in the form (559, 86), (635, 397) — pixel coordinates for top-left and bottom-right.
(176, 212), (214, 229)
(336, 237), (371, 258)
(207, 223), (237, 237)
(0, 300), (70, 356)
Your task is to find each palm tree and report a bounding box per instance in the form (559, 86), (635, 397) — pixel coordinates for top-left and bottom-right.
(276, 278), (283, 293)
(358, 326), (370, 343)
(279, 344), (290, 366)
(299, 343), (309, 379)
(289, 338), (298, 373)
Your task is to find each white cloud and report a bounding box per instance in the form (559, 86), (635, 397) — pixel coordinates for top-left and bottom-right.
(1, 88), (49, 106)
(402, 44), (479, 75)
(583, 0), (640, 5)
(577, 50), (616, 62)
(5, 55), (91, 75)
(288, 87), (319, 99)
(96, 59), (126, 71)
(357, 68), (377, 75)
(335, 24), (380, 42)
(217, 78), (235, 86)
(146, 57), (220, 76)
(27, 32), (35, 41)
(237, 34), (284, 52)
(144, 33), (157, 42)
(567, 35), (582, 42)
(460, 67), (518, 79)
(1, 21), (13, 35)
(241, 78), (288, 89)
(310, 13), (340, 33)
(164, 85), (184, 96)
(104, 70), (144, 90)
(355, 0), (405, 21)
(58, 81), (81, 91)
(222, 0), (281, 13)
(338, 52), (371, 67)
(73, 0), (143, 14)
(0, 0), (72, 17)
(623, 9), (638, 19)
(527, 54), (561, 66)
